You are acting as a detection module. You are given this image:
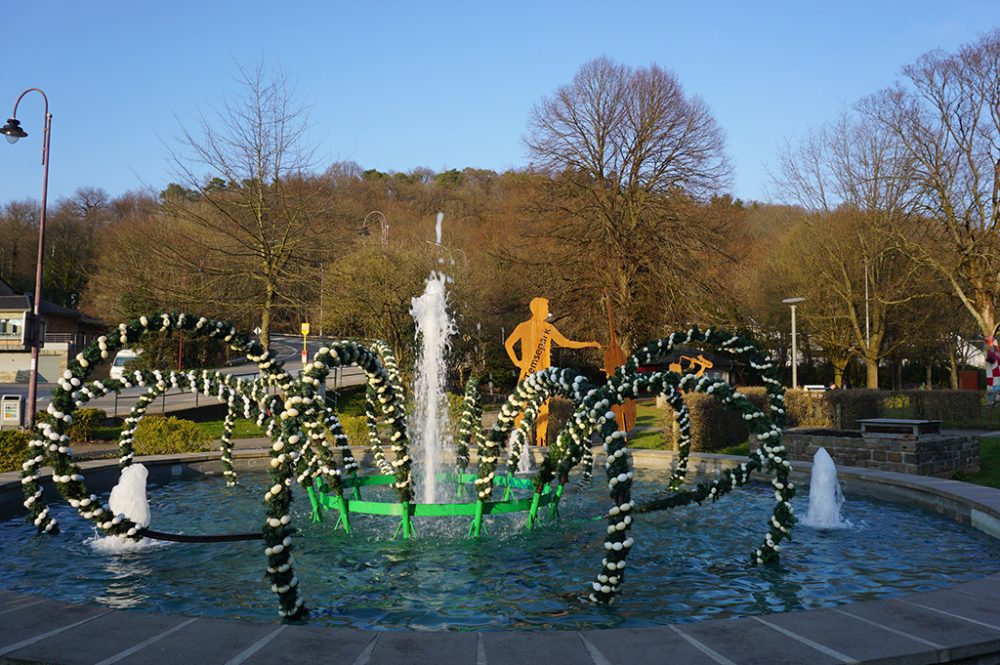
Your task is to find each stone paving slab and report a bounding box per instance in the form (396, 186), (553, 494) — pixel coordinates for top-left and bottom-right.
(898, 587), (1000, 630)
(580, 626), (722, 664)
(106, 616), (280, 665)
(369, 631), (477, 665)
(240, 625), (375, 665)
(0, 600), (110, 654)
(680, 615), (846, 665)
(756, 605), (938, 664)
(480, 629), (594, 665)
(841, 597), (1000, 662)
(3, 610), (194, 665)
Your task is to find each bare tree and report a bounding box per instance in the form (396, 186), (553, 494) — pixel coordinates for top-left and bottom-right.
(163, 63), (331, 347)
(773, 113), (936, 387)
(863, 30), (1000, 338)
(524, 57), (731, 351)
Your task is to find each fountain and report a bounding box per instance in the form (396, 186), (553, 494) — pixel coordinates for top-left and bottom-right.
(14, 227), (800, 622)
(409, 269), (455, 504)
(801, 447), (852, 529)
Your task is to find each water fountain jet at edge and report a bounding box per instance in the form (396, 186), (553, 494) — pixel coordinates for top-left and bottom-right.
(409, 212), (457, 504)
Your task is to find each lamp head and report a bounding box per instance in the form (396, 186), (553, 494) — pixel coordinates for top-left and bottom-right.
(782, 297), (805, 305)
(1, 118), (27, 144)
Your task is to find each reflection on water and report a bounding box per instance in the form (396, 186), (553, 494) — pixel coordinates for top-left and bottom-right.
(0, 470), (998, 630)
(95, 554), (155, 609)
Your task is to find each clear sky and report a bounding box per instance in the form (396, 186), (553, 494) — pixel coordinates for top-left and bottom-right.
(1, 2), (994, 205)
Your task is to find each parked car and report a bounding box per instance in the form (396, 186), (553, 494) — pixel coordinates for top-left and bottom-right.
(109, 349), (141, 380)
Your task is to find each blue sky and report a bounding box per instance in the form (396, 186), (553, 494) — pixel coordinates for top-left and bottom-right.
(1, 2), (993, 205)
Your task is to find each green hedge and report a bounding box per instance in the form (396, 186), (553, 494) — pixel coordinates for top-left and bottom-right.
(784, 389), (881, 429)
(0, 430), (30, 472)
(890, 390), (981, 422)
(547, 397), (576, 444)
(34, 408), (108, 442)
(658, 387), (768, 453)
(339, 414), (368, 445)
(133, 416), (210, 455)
(783, 389), (981, 428)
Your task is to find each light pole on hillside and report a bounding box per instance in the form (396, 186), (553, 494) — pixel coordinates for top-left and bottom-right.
(782, 297), (805, 389)
(2, 89), (52, 428)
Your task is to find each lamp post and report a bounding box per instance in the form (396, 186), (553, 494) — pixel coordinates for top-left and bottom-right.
(2, 89), (52, 428)
(782, 297), (805, 389)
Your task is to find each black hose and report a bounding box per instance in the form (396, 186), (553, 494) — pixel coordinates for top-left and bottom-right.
(137, 528), (263, 543)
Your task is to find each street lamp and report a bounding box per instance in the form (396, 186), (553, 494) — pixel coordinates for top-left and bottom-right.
(2, 89), (52, 427)
(782, 297), (805, 389)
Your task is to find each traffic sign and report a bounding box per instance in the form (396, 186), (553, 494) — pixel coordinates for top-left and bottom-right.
(301, 322), (310, 336)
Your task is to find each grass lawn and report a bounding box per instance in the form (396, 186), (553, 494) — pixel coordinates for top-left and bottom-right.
(328, 385), (366, 417)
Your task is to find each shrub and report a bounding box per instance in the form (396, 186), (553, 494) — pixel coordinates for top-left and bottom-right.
(897, 390), (981, 422)
(0, 430), (30, 472)
(68, 408), (106, 442)
(34, 408), (109, 442)
(784, 389), (880, 429)
(338, 414), (368, 445)
(133, 416), (210, 455)
(658, 386), (768, 452)
(546, 397), (576, 444)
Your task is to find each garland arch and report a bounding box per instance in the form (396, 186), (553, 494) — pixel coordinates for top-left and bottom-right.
(19, 314), (793, 621)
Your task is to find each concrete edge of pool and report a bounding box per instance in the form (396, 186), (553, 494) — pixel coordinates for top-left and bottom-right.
(2, 448), (1000, 665)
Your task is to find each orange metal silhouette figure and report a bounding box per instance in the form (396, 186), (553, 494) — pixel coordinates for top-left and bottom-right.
(602, 293), (636, 433)
(669, 354), (713, 377)
(505, 297), (600, 446)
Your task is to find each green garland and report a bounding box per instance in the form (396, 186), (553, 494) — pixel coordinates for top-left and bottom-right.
(364, 383), (393, 474)
(302, 341), (412, 502)
(455, 376), (483, 473)
(19, 315), (790, 620)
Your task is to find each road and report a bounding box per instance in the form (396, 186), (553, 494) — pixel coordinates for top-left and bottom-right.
(1, 335), (369, 420)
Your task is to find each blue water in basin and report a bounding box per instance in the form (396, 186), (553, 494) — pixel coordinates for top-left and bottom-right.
(1, 469), (998, 630)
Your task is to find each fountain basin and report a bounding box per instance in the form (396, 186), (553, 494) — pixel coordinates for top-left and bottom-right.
(3, 450), (1000, 663)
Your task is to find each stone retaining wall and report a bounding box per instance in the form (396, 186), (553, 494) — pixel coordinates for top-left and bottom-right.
(778, 429), (980, 477)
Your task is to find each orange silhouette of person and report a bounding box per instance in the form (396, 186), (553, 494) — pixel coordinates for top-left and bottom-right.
(602, 294), (636, 433)
(505, 297), (600, 446)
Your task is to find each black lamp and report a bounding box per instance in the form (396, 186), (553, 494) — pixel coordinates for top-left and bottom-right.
(0, 117), (27, 143)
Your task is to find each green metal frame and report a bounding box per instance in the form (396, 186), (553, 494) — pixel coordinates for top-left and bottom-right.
(305, 472), (563, 539)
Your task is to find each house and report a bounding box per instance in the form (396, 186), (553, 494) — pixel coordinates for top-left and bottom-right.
(0, 278), (105, 383)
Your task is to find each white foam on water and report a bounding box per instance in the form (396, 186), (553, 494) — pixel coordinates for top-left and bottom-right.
(108, 464), (151, 527)
(87, 533), (166, 553)
(800, 447), (853, 529)
(88, 463), (164, 553)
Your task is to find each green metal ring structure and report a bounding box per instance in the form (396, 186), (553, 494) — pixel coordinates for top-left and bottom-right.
(306, 471), (564, 539)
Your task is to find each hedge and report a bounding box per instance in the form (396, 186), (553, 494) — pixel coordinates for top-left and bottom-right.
(784, 390), (881, 429)
(651, 386), (981, 452)
(34, 408), (107, 442)
(782, 389), (981, 429)
(658, 387), (768, 453)
(890, 390), (981, 422)
(133, 416), (210, 455)
(0, 430), (30, 472)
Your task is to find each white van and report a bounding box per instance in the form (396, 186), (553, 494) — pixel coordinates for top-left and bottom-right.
(110, 349), (141, 380)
